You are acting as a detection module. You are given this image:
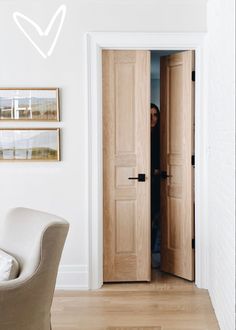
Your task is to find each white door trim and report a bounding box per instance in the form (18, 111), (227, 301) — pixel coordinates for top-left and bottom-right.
(85, 32), (208, 290)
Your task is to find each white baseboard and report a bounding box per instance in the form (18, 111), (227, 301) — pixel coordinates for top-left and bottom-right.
(56, 265), (89, 290)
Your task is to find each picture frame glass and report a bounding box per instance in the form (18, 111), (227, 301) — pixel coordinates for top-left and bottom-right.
(0, 129), (60, 161)
(0, 89), (59, 121)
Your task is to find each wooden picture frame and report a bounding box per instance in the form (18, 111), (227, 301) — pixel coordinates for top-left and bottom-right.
(0, 88), (60, 121)
(0, 128), (60, 161)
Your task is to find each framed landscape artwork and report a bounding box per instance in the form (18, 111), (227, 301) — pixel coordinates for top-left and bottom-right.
(0, 88), (59, 121)
(0, 128), (60, 161)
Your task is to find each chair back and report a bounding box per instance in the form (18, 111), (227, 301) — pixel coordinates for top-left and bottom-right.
(0, 207), (69, 330)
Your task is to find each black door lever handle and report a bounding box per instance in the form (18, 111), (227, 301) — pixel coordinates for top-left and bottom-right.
(128, 173), (146, 182)
(160, 171), (172, 179)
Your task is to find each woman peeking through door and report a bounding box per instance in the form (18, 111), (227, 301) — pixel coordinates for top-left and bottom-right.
(151, 103), (161, 266)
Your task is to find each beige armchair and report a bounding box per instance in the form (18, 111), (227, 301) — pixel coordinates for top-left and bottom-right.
(0, 207), (69, 330)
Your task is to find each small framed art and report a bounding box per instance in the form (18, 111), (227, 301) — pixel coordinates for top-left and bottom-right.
(0, 88), (59, 121)
(0, 128), (60, 161)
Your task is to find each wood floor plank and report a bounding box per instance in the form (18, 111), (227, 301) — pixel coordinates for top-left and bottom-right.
(51, 270), (219, 330)
(107, 328), (162, 330)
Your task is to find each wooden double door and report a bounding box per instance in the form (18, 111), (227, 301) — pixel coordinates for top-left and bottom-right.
(102, 50), (195, 282)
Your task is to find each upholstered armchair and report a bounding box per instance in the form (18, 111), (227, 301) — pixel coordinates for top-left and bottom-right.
(0, 207), (69, 330)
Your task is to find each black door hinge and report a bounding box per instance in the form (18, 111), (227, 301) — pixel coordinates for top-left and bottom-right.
(191, 155), (195, 166)
(192, 71), (195, 82)
(192, 238), (195, 249)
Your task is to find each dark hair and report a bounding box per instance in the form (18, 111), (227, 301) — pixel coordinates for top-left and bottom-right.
(150, 103), (160, 121)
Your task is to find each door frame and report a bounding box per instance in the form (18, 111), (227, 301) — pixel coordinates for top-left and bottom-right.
(85, 32), (208, 290)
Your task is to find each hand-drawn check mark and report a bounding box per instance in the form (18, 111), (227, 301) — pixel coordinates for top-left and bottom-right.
(13, 5), (66, 59)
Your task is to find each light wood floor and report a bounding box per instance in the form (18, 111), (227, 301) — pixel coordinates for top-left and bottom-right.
(51, 270), (219, 330)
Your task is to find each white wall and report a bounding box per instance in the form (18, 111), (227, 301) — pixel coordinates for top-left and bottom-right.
(206, 0), (235, 329)
(151, 52), (160, 108)
(0, 0), (207, 290)
(1, 0), (235, 328)
(151, 79), (160, 109)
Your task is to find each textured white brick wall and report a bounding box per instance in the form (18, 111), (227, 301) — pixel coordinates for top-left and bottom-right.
(206, 1), (235, 329)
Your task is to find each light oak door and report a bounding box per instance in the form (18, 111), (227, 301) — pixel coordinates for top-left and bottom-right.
(103, 50), (151, 282)
(160, 51), (195, 281)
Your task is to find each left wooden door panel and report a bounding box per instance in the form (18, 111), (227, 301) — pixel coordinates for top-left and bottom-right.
(103, 50), (151, 282)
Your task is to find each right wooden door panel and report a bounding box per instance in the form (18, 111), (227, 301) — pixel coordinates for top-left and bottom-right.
(160, 51), (195, 281)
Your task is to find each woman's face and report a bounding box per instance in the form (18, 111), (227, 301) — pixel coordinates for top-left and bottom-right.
(151, 107), (158, 128)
